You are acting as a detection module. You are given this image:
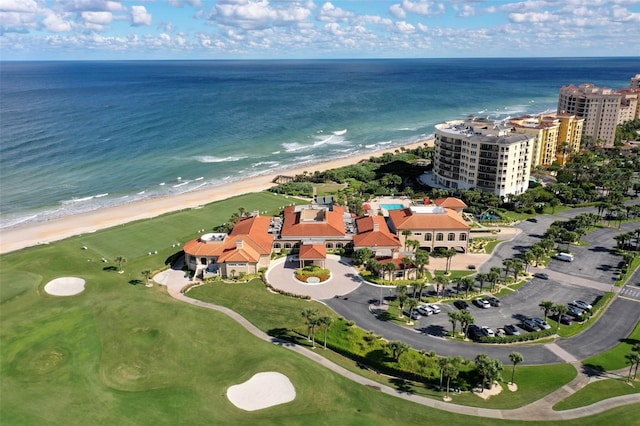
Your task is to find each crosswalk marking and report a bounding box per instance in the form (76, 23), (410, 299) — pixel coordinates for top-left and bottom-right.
(619, 286), (640, 302)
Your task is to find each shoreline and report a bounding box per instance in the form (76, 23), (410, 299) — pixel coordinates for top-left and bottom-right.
(0, 139), (433, 254)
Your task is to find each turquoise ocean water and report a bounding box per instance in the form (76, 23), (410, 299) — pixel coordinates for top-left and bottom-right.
(1, 58), (639, 228)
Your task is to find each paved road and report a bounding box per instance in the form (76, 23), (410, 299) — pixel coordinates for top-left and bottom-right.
(324, 210), (640, 365)
(156, 258), (640, 421)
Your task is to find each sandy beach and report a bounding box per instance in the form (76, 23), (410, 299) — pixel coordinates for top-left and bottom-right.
(0, 139), (433, 254)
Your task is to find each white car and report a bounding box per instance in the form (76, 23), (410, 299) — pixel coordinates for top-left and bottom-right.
(417, 305), (433, 316)
(426, 304), (441, 314)
(474, 298), (491, 309)
(481, 326), (495, 337)
(570, 300), (592, 311)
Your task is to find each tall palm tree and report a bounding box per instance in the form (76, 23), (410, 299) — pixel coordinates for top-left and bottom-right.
(301, 308), (319, 341)
(383, 262), (397, 283)
(475, 272), (488, 293)
(434, 273), (448, 298)
(553, 304), (568, 331)
(448, 311), (461, 335)
(114, 256), (127, 273)
(539, 300), (554, 321)
(402, 229), (413, 251)
(509, 352), (524, 384)
(405, 298), (419, 323)
(318, 316), (333, 349)
(141, 269), (152, 286)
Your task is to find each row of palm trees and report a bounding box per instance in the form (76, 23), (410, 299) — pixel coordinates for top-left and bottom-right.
(626, 344), (640, 383)
(538, 300), (571, 328)
(301, 308), (333, 349)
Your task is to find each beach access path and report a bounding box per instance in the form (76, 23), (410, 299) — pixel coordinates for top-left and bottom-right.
(0, 140), (433, 254)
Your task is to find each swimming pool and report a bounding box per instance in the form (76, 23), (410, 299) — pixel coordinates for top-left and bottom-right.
(381, 204), (405, 210)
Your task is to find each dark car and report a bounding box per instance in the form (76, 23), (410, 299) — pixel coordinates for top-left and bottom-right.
(566, 304), (586, 319)
(521, 318), (541, 332)
(552, 313), (574, 325)
(504, 324), (521, 336)
(534, 272), (549, 280)
(487, 296), (501, 307)
(467, 324), (482, 341)
(454, 300), (469, 310)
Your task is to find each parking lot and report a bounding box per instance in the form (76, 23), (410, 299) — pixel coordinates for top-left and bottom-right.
(325, 206), (640, 364)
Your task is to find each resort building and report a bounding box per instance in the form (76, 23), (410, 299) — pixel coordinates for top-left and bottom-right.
(558, 80), (639, 145)
(387, 204), (470, 253)
(183, 196), (470, 278)
(433, 117), (534, 197)
(508, 113), (583, 166)
(183, 215), (275, 279)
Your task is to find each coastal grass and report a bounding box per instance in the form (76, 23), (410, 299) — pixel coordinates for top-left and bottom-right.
(553, 378), (640, 411)
(2, 192), (640, 424)
(583, 321), (640, 371)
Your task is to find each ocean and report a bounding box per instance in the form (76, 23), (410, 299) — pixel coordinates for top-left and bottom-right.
(1, 57), (639, 229)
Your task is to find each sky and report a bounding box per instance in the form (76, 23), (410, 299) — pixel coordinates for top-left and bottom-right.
(1, 0), (640, 60)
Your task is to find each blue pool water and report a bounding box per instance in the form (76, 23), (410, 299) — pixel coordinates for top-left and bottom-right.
(382, 204), (405, 211)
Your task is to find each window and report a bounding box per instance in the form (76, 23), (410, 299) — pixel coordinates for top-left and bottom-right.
(200, 257), (207, 265)
(326, 242), (334, 249)
(273, 243), (281, 249)
(436, 233), (444, 241)
(448, 233), (455, 241)
(459, 233), (467, 241)
(336, 243), (343, 249)
(414, 232), (422, 236)
(425, 233), (432, 241)
(284, 243), (292, 249)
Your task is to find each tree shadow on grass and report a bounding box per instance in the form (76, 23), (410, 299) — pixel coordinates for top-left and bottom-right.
(129, 279), (144, 286)
(389, 377), (415, 394)
(103, 266), (118, 272)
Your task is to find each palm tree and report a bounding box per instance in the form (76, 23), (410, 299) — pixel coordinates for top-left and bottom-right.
(443, 361), (460, 398)
(539, 300), (554, 321)
(502, 259), (515, 278)
(414, 249), (430, 277)
(414, 280), (427, 300)
(318, 316), (333, 349)
(475, 272), (488, 293)
(553, 304), (568, 331)
(512, 259), (525, 280)
(443, 248), (457, 273)
(405, 298), (419, 324)
(141, 269), (152, 286)
(114, 256), (127, 273)
(509, 352), (524, 384)
(459, 310), (474, 338)
(388, 341), (410, 361)
(626, 352), (640, 382)
(383, 262), (397, 283)
(398, 293), (408, 318)
(434, 273), (449, 298)
(462, 276), (475, 298)
(301, 308), (319, 341)
(402, 229), (413, 250)
(448, 311), (461, 335)
(401, 257), (412, 280)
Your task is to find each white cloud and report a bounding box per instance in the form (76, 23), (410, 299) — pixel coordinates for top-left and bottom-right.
(1, 0), (39, 13)
(43, 12), (73, 32)
(317, 2), (353, 22)
(390, 0), (446, 18)
(131, 5), (152, 26)
(509, 11), (558, 24)
(211, 0), (312, 30)
(81, 11), (113, 25)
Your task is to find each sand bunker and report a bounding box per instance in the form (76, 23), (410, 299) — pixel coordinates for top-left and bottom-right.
(227, 372), (295, 411)
(44, 277), (86, 296)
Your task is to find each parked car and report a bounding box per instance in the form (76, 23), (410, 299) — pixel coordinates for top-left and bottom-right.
(533, 272), (549, 280)
(504, 324), (521, 336)
(532, 317), (551, 330)
(487, 296), (501, 307)
(467, 324), (483, 341)
(495, 328), (506, 338)
(555, 252), (574, 262)
(481, 326), (495, 337)
(522, 318), (541, 332)
(403, 310), (421, 320)
(570, 300), (593, 311)
(454, 300), (469, 310)
(566, 304), (586, 319)
(426, 304), (441, 314)
(417, 305), (433, 316)
(474, 298), (491, 309)
(552, 313), (574, 326)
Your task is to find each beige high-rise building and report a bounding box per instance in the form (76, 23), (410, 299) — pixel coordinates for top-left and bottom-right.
(558, 77), (639, 146)
(509, 113), (583, 166)
(433, 117), (534, 197)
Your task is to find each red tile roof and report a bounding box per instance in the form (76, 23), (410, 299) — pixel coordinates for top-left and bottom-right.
(434, 197), (468, 209)
(183, 216), (274, 263)
(353, 216), (401, 248)
(389, 207), (469, 231)
(281, 205), (346, 238)
(299, 244), (327, 259)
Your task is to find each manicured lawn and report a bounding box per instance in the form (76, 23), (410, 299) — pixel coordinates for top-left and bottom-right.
(553, 378), (640, 411)
(2, 190), (640, 424)
(449, 364), (578, 409)
(584, 321), (640, 371)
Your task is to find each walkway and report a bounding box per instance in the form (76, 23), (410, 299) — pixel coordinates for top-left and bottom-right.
(155, 264), (640, 421)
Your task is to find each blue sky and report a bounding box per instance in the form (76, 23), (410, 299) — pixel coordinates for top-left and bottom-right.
(1, 0), (639, 60)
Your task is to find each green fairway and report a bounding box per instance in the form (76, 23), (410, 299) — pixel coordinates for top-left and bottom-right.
(583, 321), (640, 371)
(553, 378), (640, 411)
(2, 191), (640, 425)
